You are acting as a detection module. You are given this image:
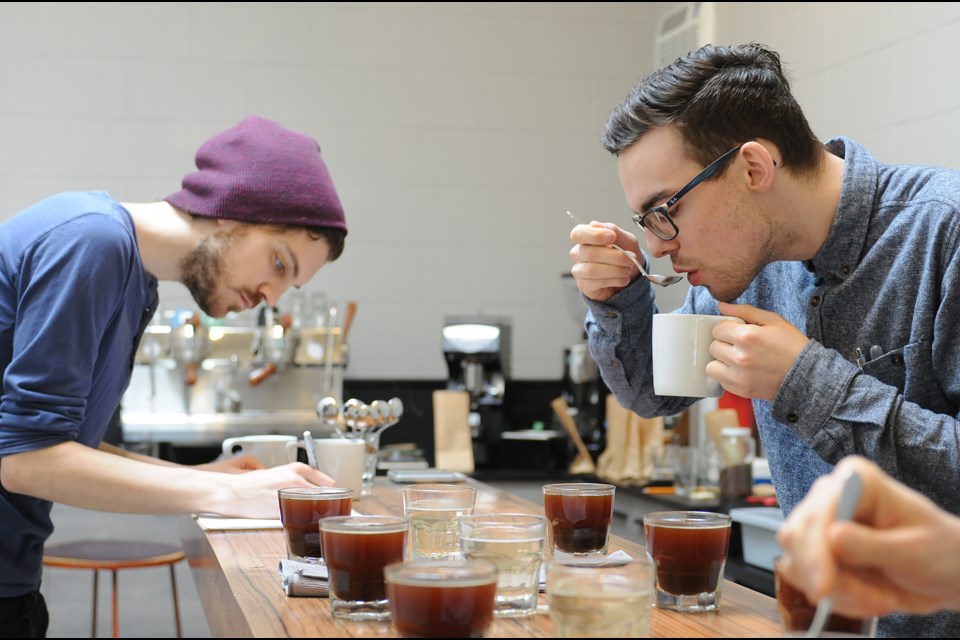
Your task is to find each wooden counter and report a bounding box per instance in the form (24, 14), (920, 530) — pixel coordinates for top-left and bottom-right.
(180, 477), (782, 638)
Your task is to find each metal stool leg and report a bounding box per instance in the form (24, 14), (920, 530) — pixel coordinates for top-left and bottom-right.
(91, 570), (99, 638)
(111, 569), (118, 638)
(169, 564), (182, 638)
(44, 541), (185, 638)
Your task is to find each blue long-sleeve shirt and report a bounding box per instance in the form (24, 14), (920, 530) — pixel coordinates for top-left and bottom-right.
(585, 138), (960, 637)
(0, 191), (158, 597)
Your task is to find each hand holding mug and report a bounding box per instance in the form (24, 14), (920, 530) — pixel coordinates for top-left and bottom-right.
(707, 302), (810, 402)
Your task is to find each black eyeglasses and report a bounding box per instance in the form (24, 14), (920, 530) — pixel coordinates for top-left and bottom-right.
(632, 145), (743, 241)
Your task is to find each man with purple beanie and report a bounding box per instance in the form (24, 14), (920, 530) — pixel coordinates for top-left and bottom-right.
(0, 116), (345, 637)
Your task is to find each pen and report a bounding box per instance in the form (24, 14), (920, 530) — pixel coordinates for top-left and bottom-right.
(869, 345), (883, 361)
(303, 430), (319, 469)
(854, 347), (866, 367)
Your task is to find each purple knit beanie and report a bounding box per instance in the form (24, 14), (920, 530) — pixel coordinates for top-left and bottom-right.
(164, 116), (347, 233)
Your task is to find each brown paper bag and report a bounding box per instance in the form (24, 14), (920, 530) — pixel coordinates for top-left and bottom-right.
(635, 413), (665, 480)
(597, 395), (664, 483)
(432, 390), (475, 473)
(596, 399), (628, 480)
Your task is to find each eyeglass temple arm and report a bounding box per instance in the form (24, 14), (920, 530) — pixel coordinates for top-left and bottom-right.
(664, 145), (743, 209)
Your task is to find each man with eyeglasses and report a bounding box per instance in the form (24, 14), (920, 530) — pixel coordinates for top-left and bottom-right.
(569, 42), (960, 638)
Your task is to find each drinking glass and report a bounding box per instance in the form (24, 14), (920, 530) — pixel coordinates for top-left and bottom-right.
(360, 429), (381, 496)
(277, 486), (353, 564)
(774, 556), (877, 636)
(459, 513), (546, 617)
(542, 483), (615, 558)
(401, 484), (477, 560)
(385, 559), (499, 638)
(673, 446), (701, 498)
(319, 515), (408, 620)
(642, 510), (731, 612)
(546, 558), (654, 637)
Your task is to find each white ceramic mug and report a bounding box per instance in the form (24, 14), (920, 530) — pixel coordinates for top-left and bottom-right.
(652, 313), (744, 397)
(287, 438), (365, 495)
(221, 434), (298, 467)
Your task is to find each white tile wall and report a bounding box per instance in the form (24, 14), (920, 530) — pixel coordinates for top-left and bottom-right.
(0, 2), (653, 381)
(6, 3), (956, 380)
(717, 1), (960, 162)
(644, 1), (960, 314)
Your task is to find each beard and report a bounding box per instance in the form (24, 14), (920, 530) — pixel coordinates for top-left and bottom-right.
(697, 197), (776, 302)
(179, 225), (247, 317)
(703, 268), (757, 303)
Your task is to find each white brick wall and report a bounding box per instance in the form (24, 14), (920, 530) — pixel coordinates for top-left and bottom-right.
(6, 3), (956, 380)
(0, 2), (654, 380)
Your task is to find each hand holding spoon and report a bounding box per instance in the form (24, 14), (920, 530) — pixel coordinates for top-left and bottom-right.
(566, 211), (682, 287)
(805, 470), (864, 638)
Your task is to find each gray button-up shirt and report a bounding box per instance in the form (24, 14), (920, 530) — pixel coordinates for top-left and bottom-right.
(585, 137), (960, 637)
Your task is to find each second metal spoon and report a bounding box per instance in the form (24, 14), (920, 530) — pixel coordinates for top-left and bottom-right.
(566, 211), (682, 287)
(805, 469), (864, 638)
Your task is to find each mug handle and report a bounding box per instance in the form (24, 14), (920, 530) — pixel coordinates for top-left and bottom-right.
(285, 440), (305, 464)
(222, 437), (243, 457)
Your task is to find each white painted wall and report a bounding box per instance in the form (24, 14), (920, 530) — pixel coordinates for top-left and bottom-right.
(648, 1), (960, 315)
(715, 1), (960, 168)
(651, 1), (960, 449)
(5, 3), (959, 381)
(0, 2), (653, 380)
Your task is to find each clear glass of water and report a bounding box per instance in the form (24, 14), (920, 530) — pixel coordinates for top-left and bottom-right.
(459, 513), (547, 617)
(546, 558), (655, 638)
(401, 483), (476, 560)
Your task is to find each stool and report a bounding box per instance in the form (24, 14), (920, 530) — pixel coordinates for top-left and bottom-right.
(42, 540), (185, 638)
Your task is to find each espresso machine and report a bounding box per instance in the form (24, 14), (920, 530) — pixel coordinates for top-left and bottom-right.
(441, 316), (511, 467)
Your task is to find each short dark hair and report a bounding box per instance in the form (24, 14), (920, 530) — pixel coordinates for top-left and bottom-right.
(602, 43), (823, 176)
(305, 225), (346, 261)
(262, 224), (346, 261)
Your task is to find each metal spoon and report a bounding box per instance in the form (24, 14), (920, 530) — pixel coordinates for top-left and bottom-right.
(343, 398), (362, 434)
(316, 396), (346, 438)
(387, 397), (404, 423)
(805, 469), (864, 638)
(370, 400), (391, 428)
(302, 430), (319, 470)
(566, 211), (683, 287)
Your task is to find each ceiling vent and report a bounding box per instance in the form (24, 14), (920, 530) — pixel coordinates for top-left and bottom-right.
(654, 2), (716, 69)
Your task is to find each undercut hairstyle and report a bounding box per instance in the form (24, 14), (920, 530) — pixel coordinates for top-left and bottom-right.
(602, 42), (823, 177)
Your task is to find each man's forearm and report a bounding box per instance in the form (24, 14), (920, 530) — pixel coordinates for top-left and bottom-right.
(2, 441), (222, 514)
(98, 441), (180, 467)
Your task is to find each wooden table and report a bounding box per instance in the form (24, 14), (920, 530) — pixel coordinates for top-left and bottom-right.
(180, 478), (782, 637)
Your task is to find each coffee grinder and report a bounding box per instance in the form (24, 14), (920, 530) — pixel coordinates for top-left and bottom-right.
(441, 316), (511, 467)
(560, 273), (605, 455)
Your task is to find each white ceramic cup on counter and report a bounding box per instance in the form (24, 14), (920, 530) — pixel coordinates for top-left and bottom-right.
(652, 313), (745, 397)
(287, 437), (365, 495)
(221, 434), (298, 467)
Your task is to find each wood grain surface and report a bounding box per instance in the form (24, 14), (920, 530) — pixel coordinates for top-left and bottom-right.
(181, 478), (782, 638)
